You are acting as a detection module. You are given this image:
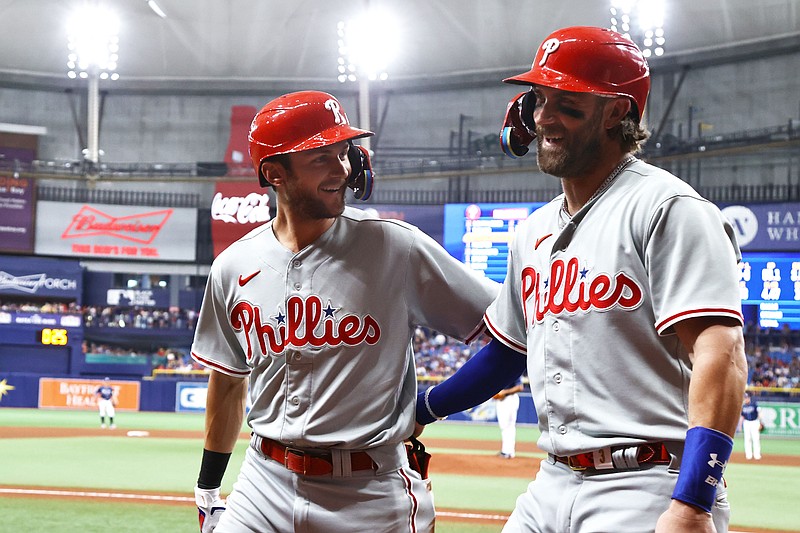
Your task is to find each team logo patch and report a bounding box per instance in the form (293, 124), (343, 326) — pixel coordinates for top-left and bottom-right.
(324, 99), (347, 125)
(238, 270), (261, 287)
(230, 295), (381, 360)
(521, 256), (644, 325)
(538, 38), (560, 66)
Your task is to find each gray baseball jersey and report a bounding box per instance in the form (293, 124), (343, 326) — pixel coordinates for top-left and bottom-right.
(192, 206), (498, 450)
(485, 159), (743, 457)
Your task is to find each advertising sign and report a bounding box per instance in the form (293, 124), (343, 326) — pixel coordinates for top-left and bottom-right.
(176, 381), (209, 412)
(0, 255), (83, 299)
(211, 181), (272, 257)
(34, 201), (197, 261)
(759, 401), (800, 438)
(106, 288), (169, 307)
(38, 377), (141, 411)
(722, 203), (800, 251)
(0, 174), (35, 253)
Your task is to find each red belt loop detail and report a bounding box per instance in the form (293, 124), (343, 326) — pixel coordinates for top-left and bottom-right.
(258, 436), (376, 476)
(553, 442), (671, 472)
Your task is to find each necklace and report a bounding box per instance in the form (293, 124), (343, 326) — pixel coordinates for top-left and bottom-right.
(558, 155), (636, 229)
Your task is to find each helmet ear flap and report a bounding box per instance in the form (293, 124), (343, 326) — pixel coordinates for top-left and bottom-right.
(500, 91), (537, 158)
(519, 90), (537, 132)
(346, 142), (374, 201)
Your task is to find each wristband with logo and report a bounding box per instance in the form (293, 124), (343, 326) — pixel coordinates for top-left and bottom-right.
(672, 426), (733, 513)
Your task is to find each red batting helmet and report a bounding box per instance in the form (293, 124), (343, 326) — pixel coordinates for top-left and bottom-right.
(248, 91), (374, 191)
(504, 26), (650, 121)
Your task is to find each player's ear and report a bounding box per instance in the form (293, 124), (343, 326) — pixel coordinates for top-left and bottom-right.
(261, 161), (285, 188)
(603, 97), (632, 130)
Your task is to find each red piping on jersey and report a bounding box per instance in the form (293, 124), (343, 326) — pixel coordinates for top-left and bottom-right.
(464, 322), (488, 345)
(191, 351), (250, 377)
(483, 315), (527, 353)
(398, 467), (419, 533)
(656, 308), (744, 333)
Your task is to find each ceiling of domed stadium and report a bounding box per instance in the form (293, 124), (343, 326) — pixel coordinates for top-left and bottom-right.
(0, 0), (798, 92)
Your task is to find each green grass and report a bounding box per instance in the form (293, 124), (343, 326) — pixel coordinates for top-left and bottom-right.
(0, 407), (209, 431)
(1, 498), (198, 533)
(0, 437), (247, 493)
(0, 498), (504, 533)
(1, 409), (799, 532)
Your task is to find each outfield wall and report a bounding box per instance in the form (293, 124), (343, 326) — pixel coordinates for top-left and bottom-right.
(3, 372), (800, 436)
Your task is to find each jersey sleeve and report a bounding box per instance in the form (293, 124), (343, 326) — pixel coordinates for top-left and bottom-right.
(190, 264), (251, 377)
(645, 195), (744, 334)
(404, 227), (500, 344)
(484, 242), (528, 354)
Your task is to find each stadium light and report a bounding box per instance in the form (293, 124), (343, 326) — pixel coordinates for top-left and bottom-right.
(66, 3), (120, 171)
(336, 7), (400, 151)
(609, 0), (666, 58)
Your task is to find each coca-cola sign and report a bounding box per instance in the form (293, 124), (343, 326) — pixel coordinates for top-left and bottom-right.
(211, 181), (273, 257)
(211, 191), (270, 225)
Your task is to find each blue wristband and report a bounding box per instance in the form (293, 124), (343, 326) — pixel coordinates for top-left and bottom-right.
(672, 426), (733, 513)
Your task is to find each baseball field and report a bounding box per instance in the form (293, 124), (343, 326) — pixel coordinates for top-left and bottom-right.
(0, 408), (798, 532)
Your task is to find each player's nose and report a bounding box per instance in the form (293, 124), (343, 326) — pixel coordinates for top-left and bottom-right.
(533, 100), (557, 126)
(331, 155), (350, 179)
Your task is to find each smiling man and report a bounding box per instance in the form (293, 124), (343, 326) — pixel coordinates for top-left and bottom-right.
(417, 27), (747, 533)
(189, 91), (499, 533)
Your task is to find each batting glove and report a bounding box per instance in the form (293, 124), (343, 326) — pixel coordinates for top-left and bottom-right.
(195, 486), (226, 533)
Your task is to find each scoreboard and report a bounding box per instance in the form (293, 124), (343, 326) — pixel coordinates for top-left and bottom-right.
(739, 252), (800, 329)
(443, 202), (800, 330)
(443, 202), (545, 282)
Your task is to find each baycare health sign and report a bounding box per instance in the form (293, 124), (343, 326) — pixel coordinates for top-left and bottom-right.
(34, 201), (197, 261)
(211, 181), (272, 257)
(38, 377), (140, 411)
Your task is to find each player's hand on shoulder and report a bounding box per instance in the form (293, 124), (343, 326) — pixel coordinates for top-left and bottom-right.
(655, 500), (716, 533)
(195, 486), (226, 532)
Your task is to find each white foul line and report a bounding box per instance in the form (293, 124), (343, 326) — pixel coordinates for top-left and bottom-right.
(0, 487), (193, 503)
(0, 488), (758, 532)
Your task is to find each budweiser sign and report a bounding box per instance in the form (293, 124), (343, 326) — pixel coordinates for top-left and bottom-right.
(61, 205), (172, 244)
(211, 192), (270, 225)
(0, 271), (78, 293)
(35, 201), (197, 261)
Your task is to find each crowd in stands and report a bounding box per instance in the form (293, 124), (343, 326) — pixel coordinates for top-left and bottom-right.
(82, 341), (205, 373)
(5, 298), (800, 387)
(413, 327), (490, 379)
(0, 300), (80, 314)
(82, 305), (197, 330)
(0, 300), (197, 330)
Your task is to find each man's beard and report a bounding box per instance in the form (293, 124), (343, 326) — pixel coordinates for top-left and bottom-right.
(284, 176), (346, 220)
(535, 109), (605, 179)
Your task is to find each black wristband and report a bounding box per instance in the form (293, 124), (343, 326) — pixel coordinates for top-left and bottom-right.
(197, 448), (232, 489)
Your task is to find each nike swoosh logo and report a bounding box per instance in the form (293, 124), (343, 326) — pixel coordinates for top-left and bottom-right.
(238, 270), (261, 287)
(534, 234), (553, 250)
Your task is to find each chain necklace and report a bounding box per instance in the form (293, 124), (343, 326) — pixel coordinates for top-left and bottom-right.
(558, 155), (637, 229)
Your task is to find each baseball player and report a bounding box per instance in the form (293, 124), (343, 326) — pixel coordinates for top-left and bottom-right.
(190, 90), (500, 533)
(494, 377), (524, 459)
(416, 27), (747, 533)
(740, 392), (763, 460)
(95, 377), (116, 429)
